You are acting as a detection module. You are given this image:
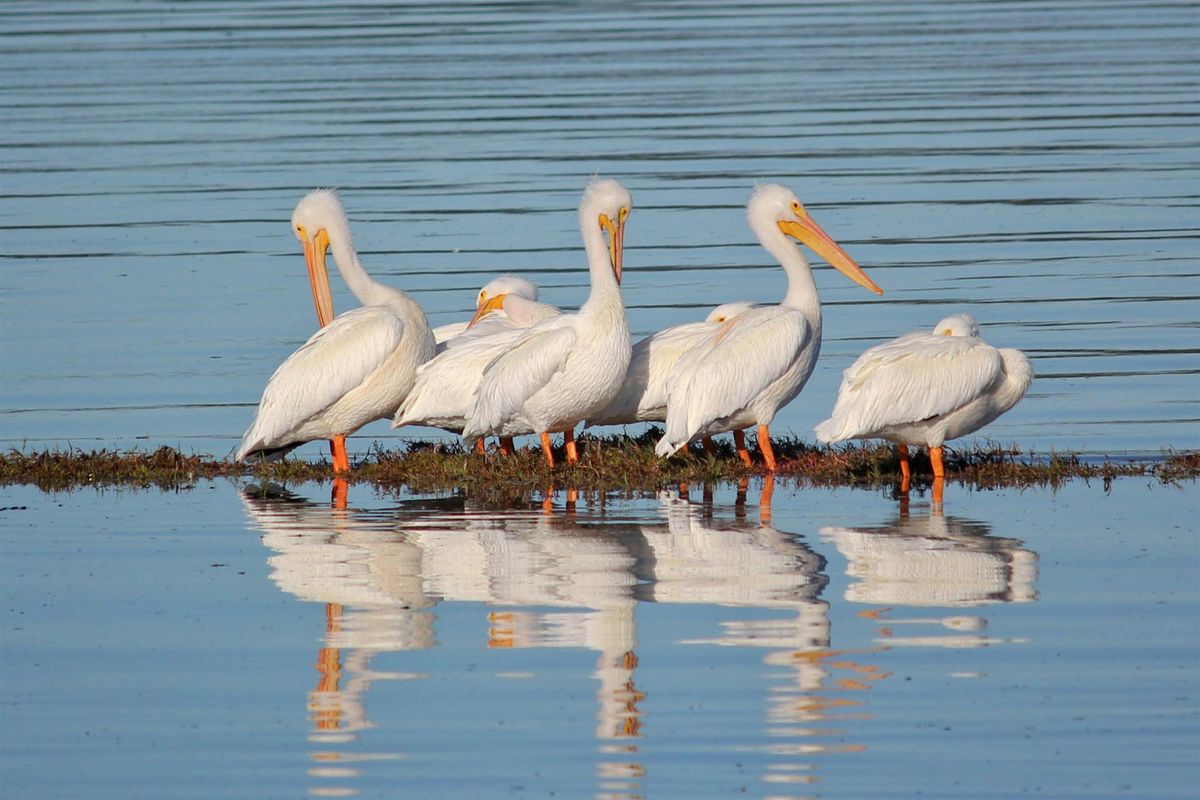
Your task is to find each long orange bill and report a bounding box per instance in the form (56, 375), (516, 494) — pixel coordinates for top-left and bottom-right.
(601, 208), (627, 285)
(304, 229), (336, 327)
(466, 293), (509, 329)
(779, 215), (883, 296)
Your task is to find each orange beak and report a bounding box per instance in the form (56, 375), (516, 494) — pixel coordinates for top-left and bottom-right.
(601, 207), (627, 285)
(303, 229), (336, 326)
(779, 214), (882, 296)
(467, 293), (509, 329)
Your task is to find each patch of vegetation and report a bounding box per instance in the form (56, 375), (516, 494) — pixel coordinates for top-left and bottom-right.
(1, 434), (1196, 494)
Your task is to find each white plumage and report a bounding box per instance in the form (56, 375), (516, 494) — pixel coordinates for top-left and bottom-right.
(588, 301), (755, 427)
(394, 280), (563, 434)
(461, 178), (633, 464)
(814, 313), (1034, 449)
(654, 184), (883, 469)
(236, 190), (435, 469)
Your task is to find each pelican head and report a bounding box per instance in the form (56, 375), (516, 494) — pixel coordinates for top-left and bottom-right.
(580, 177), (633, 285)
(934, 313), (980, 337)
(748, 183), (883, 296)
(705, 300), (755, 323)
(291, 189), (347, 327)
(467, 274), (540, 328)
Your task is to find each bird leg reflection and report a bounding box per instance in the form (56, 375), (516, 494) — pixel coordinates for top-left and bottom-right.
(331, 478), (349, 511)
(311, 603), (344, 731)
(930, 446), (945, 507)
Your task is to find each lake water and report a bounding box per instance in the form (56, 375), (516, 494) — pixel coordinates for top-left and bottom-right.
(1, 2), (1198, 798)
(1, 0), (1197, 458)
(2, 478), (1198, 798)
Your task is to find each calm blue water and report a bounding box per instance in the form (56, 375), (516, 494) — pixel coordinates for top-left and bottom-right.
(2, 478), (1197, 798)
(1, 0), (1197, 457)
(2, 4), (1199, 798)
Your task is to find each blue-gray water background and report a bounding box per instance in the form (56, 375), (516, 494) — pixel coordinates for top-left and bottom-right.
(2, 3), (1198, 800)
(3, 0), (1197, 457)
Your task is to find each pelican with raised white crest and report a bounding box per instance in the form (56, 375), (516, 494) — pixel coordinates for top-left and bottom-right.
(654, 184), (883, 470)
(236, 189), (435, 472)
(461, 178), (633, 466)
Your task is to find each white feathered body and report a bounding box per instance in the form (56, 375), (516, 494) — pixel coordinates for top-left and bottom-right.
(589, 301), (756, 427)
(395, 302), (563, 433)
(814, 320), (1033, 448)
(464, 298), (631, 438)
(237, 303), (435, 460)
(658, 305), (820, 449)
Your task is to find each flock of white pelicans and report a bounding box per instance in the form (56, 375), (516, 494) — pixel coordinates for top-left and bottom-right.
(235, 178), (1033, 502)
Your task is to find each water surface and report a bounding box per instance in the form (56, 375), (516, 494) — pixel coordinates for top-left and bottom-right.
(2, 478), (1196, 798)
(2, 0), (1197, 456)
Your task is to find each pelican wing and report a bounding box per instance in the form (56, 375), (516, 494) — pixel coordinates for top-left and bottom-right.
(463, 323), (578, 438)
(815, 332), (1004, 442)
(395, 327), (526, 429)
(663, 307), (812, 445)
(238, 306), (405, 457)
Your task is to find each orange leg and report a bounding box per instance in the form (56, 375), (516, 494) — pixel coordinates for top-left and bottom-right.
(757, 424), (777, 472)
(330, 434), (350, 473)
(540, 432), (555, 467)
(930, 446), (945, 506)
(499, 437), (515, 456)
(564, 428), (579, 463)
(474, 438), (487, 455)
(897, 444), (911, 482)
(733, 430), (753, 466)
(702, 436), (716, 457)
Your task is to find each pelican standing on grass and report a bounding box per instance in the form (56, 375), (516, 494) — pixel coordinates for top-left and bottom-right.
(654, 184), (883, 470)
(395, 278), (562, 451)
(461, 178), (633, 466)
(587, 301), (755, 432)
(236, 190), (436, 472)
(814, 313), (1033, 502)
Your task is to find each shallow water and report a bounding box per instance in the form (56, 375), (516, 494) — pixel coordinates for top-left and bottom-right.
(2, 478), (1197, 798)
(2, 0), (1198, 457)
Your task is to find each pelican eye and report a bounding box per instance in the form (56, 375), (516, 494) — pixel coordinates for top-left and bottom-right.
(619, 206), (629, 223)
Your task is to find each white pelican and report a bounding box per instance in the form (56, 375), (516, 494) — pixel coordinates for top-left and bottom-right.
(814, 313), (1033, 501)
(431, 275), (556, 346)
(461, 178), (633, 466)
(394, 281), (563, 450)
(587, 301), (755, 429)
(236, 189), (436, 472)
(654, 184), (883, 470)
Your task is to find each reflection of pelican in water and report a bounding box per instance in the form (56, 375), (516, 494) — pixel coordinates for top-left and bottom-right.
(821, 509), (1038, 649)
(240, 483), (435, 794)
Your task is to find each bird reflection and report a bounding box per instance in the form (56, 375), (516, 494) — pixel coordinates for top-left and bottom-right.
(241, 479), (1036, 797)
(821, 507), (1038, 649)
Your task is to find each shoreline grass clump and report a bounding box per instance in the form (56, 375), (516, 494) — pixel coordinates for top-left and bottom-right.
(1, 435), (1197, 494)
